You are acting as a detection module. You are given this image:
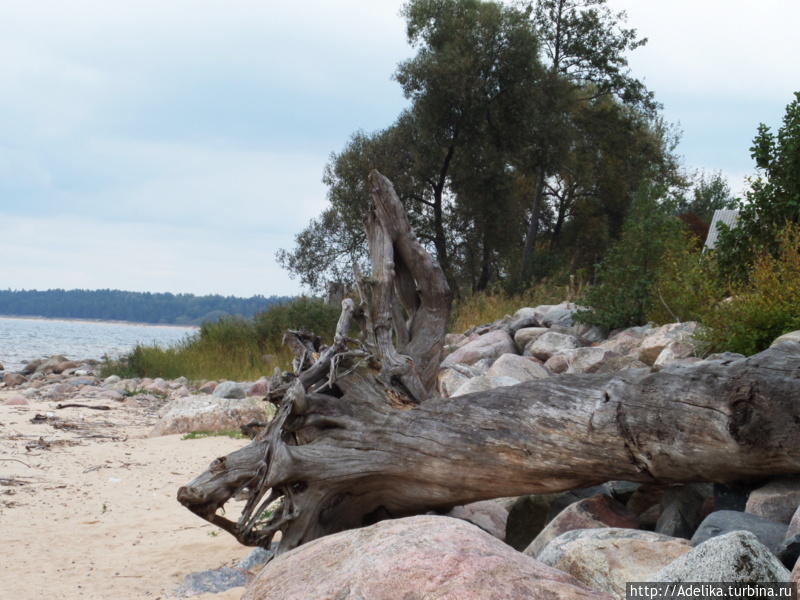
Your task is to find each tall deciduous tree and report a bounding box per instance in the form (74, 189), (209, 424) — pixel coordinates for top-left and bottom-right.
(518, 0), (655, 281)
(716, 91), (800, 282)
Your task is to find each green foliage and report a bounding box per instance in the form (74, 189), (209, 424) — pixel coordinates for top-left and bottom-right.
(575, 183), (687, 330)
(697, 223), (800, 356)
(102, 298), (338, 381)
(716, 91), (800, 281)
(645, 234), (723, 325)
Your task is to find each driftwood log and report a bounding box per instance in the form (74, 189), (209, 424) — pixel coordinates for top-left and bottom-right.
(178, 170), (800, 559)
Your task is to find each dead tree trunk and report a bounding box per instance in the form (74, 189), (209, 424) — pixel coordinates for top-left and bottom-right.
(178, 170), (800, 559)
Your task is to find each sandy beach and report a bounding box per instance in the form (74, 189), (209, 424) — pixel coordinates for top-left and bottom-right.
(0, 391), (251, 599)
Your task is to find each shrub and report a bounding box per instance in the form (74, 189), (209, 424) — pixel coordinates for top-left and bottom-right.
(103, 297), (339, 380)
(645, 233), (723, 325)
(697, 223), (800, 356)
(576, 183), (687, 330)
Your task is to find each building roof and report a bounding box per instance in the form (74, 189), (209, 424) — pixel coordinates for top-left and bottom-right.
(704, 209), (739, 250)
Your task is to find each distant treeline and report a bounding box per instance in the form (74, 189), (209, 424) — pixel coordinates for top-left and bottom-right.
(0, 289), (293, 325)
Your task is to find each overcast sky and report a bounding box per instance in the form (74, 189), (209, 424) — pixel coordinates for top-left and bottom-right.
(2, 0), (798, 297)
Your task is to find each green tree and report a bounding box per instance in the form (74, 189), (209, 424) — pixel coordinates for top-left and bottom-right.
(518, 0), (656, 281)
(716, 91), (800, 281)
(576, 183), (687, 330)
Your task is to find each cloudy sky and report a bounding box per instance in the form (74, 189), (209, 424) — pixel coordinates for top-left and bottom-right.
(1, 0), (798, 297)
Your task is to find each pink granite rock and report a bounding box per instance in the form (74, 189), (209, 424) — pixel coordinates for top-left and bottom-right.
(244, 515), (611, 600)
(525, 494), (639, 558)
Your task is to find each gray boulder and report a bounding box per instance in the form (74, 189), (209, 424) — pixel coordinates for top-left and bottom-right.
(691, 510), (788, 553)
(213, 381), (247, 399)
(514, 327), (550, 350)
(525, 331), (581, 361)
(654, 531), (789, 583)
(486, 353), (549, 382)
(150, 394), (273, 436)
(655, 484), (708, 539)
(538, 528), (691, 600)
(447, 499), (509, 540)
(451, 375), (520, 397)
(441, 329), (516, 368)
(776, 534), (800, 569)
(745, 476), (800, 523)
(771, 330), (800, 347)
(637, 322), (698, 366)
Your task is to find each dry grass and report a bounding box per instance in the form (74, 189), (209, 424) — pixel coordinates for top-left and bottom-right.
(449, 284), (569, 333)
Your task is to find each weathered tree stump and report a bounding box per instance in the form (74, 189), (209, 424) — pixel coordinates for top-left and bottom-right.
(178, 170), (800, 560)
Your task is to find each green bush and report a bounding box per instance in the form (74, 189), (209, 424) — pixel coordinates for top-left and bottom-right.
(576, 183), (687, 330)
(253, 297), (340, 348)
(645, 233), (723, 325)
(697, 223), (800, 356)
(102, 297), (339, 381)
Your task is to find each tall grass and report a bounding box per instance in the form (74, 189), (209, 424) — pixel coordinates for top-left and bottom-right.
(102, 297), (340, 381)
(449, 283), (569, 333)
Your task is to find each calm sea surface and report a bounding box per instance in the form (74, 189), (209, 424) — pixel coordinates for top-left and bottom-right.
(0, 316), (197, 372)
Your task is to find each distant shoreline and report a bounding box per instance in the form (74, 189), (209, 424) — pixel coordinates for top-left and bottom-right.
(0, 314), (199, 329)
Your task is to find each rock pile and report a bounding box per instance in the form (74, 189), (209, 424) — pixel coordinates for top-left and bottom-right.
(0, 356), (274, 435)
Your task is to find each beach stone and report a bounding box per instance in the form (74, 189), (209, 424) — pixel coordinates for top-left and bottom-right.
(247, 380), (268, 396)
(538, 528), (692, 599)
(638, 322), (697, 366)
(21, 359), (43, 375)
(441, 330), (516, 368)
(746, 476), (800, 523)
(506, 494), (556, 551)
(445, 333), (467, 346)
(772, 330), (800, 347)
(486, 353), (549, 382)
(2, 393), (29, 406)
(176, 567), (248, 597)
(656, 484), (707, 539)
(447, 499), (508, 540)
(169, 376), (189, 388)
(653, 341), (696, 367)
(3, 373), (27, 387)
(597, 326), (651, 355)
(97, 389), (125, 401)
(437, 367), (472, 398)
(35, 355), (69, 375)
(514, 327), (550, 350)
(243, 515), (609, 600)
(548, 486), (612, 521)
(544, 353), (570, 374)
(451, 375), (520, 397)
(533, 302), (583, 328)
(691, 510), (788, 553)
(525, 331), (581, 361)
(0, 362), (3, 371)
(654, 531), (789, 583)
(198, 381), (217, 394)
(103, 375), (121, 385)
(150, 394), (273, 436)
(565, 347), (621, 374)
(525, 494), (639, 558)
(53, 360), (80, 374)
(213, 381), (246, 399)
